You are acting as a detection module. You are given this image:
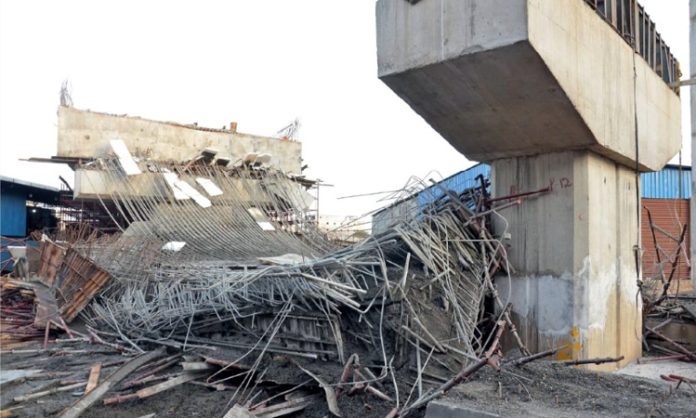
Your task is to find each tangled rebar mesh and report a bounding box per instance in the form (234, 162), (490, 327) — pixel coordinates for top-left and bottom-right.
(77, 161), (334, 274)
(69, 157), (512, 393)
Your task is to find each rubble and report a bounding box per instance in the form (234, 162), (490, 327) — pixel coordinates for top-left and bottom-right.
(1, 147), (694, 417)
(1, 156), (511, 416)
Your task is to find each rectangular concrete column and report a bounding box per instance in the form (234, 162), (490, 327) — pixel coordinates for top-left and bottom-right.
(493, 151), (642, 369)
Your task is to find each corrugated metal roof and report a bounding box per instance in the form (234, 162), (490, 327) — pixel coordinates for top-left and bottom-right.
(417, 163), (491, 208)
(0, 175), (60, 192)
(428, 164), (691, 200)
(377, 163), (691, 222)
(641, 165), (691, 199)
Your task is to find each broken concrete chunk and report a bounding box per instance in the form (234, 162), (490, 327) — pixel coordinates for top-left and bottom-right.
(247, 207), (275, 231)
(174, 179), (212, 208)
(195, 177), (224, 196)
(256, 153), (272, 165)
(110, 139), (142, 175)
(162, 242), (186, 252)
(163, 173), (190, 200)
(258, 253), (310, 266)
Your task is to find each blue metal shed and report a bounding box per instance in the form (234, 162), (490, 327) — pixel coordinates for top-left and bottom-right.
(373, 163), (693, 237)
(0, 187), (27, 237)
(1, 176), (62, 237)
(640, 164), (691, 199)
(418, 163), (691, 201)
(1, 176), (61, 272)
(417, 163), (491, 208)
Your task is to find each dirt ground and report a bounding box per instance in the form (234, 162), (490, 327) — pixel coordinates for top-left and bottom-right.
(443, 362), (696, 418)
(2, 340), (695, 418)
(0, 342), (412, 418)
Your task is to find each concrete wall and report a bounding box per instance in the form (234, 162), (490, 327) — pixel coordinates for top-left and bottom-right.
(57, 107), (303, 174)
(74, 170), (167, 200)
(493, 151), (641, 368)
(73, 169), (281, 207)
(376, 0), (681, 172)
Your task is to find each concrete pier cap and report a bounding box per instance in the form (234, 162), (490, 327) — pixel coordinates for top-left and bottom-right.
(377, 0), (681, 172)
(377, 0), (682, 368)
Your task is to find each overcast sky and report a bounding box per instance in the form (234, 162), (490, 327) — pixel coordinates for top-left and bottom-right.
(0, 0), (691, 219)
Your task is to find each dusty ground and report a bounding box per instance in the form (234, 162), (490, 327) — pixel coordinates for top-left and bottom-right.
(443, 361), (696, 417)
(0, 341), (411, 418)
(618, 359), (696, 382)
(2, 342), (695, 418)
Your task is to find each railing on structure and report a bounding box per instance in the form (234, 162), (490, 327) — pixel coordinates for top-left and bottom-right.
(584, 0), (680, 86)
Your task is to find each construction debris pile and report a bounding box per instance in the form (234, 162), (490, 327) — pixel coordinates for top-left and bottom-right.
(1, 148), (541, 417)
(1, 279), (51, 349)
(2, 146), (695, 417)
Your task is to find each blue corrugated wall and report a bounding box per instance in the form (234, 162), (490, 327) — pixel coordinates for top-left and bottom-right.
(418, 164), (691, 203)
(641, 166), (691, 199)
(0, 188), (27, 237)
(0, 189), (27, 272)
(417, 163), (491, 208)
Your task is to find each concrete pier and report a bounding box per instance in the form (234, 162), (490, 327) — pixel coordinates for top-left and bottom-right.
(377, 0), (681, 367)
(492, 151), (641, 368)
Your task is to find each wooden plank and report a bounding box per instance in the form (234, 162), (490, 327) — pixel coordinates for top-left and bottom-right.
(32, 283), (61, 329)
(14, 382), (87, 403)
(180, 362), (214, 372)
(135, 373), (202, 398)
(37, 241), (66, 287)
(85, 363), (102, 394)
(57, 348), (164, 418)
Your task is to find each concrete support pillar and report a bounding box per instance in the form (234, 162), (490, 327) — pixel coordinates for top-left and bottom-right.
(377, 0), (681, 367)
(493, 151), (642, 369)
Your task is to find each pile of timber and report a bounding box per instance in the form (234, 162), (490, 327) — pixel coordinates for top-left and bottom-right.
(0, 278), (68, 349)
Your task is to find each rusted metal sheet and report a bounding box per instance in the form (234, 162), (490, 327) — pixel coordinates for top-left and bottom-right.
(55, 249), (112, 322)
(37, 241), (66, 287)
(641, 199), (690, 281)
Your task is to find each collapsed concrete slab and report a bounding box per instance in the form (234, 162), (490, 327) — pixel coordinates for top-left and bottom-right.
(57, 106), (302, 172)
(54, 106), (304, 199)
